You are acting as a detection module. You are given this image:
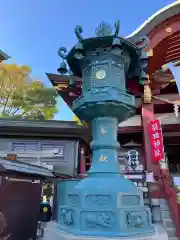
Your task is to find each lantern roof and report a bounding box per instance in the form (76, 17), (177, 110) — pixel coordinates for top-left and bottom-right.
(66, 35), (141, 79)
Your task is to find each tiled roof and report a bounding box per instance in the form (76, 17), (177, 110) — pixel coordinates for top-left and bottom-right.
(126, 0), (180, 42)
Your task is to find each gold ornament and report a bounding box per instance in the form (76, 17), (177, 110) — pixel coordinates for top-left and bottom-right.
(176, 193), (180, 204)
(143, 83), (152, 103)
(55, 84), (68, 91)
(147, 49), (153, 57)
(95, 69), (106, 80)
(99, 155), (108, 162)
(100, 127), (107, 135)
(165, 27), (172, 33)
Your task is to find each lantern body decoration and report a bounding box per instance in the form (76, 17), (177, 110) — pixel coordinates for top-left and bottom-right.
(57, 22), (154, 238)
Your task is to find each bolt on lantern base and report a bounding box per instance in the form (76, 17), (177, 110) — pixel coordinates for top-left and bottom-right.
(48, 21), (165, 239)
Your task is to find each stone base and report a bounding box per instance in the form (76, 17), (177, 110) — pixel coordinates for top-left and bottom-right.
(43, 221), (168, 240)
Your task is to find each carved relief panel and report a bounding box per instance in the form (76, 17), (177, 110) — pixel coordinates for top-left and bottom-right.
(80, 211), (116, 231)
(59, 208), (75, 226)
(86, 194), (112, 207)
(119, 209), (151, 232)
(67, 194), (79, 207)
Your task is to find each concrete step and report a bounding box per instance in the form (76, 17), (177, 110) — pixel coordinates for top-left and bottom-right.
(160, 199), (169, 210)
(161, 210), (171, 219)
(163, 219), (174, 228)
(166, 228), (176, 237)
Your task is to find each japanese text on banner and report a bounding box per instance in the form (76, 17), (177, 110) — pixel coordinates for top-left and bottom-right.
(149, 120), (164, 163)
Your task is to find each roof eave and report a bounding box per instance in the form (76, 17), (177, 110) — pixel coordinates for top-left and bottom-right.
(0, 49), (10, 61)
(126, 1), (180, 42)
(0, 158), (54, 177)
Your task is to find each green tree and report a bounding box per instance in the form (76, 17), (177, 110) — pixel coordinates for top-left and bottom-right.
(0, 63), (58, 120)
(43, 182), (53, 201)
(73, 114), (88, 126)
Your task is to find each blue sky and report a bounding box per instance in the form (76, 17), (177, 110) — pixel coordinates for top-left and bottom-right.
(0, 0), (175, 120)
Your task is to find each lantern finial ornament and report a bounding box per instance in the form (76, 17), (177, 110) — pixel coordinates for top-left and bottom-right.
(95, 21), (113, 37)
(95, 20), (120, 37)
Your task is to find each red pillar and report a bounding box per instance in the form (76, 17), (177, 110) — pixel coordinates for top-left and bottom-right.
(141, 102), (180, 237)
(159, 161), (180, 237)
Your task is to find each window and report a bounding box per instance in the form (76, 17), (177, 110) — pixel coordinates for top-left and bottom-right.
(12, 143), (25, 151)
(12, 142), (37, 152)
(41, 144), (64, 157)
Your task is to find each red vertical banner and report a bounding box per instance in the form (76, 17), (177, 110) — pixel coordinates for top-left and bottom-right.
(148, 119), (164, 163)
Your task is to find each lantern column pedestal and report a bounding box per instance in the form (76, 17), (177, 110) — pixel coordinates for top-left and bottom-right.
(43, 118), (168, 240)
(54, 117), (154, 238)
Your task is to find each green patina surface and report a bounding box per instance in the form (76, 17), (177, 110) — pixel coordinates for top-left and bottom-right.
(56, 21), (153, 238)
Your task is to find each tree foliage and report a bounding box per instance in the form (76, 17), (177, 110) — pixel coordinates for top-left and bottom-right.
(73, 114), (83, 125)
(0, 63), (58, 120)
(43, 182), (53, 200)
(73, 114), (88, 126)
